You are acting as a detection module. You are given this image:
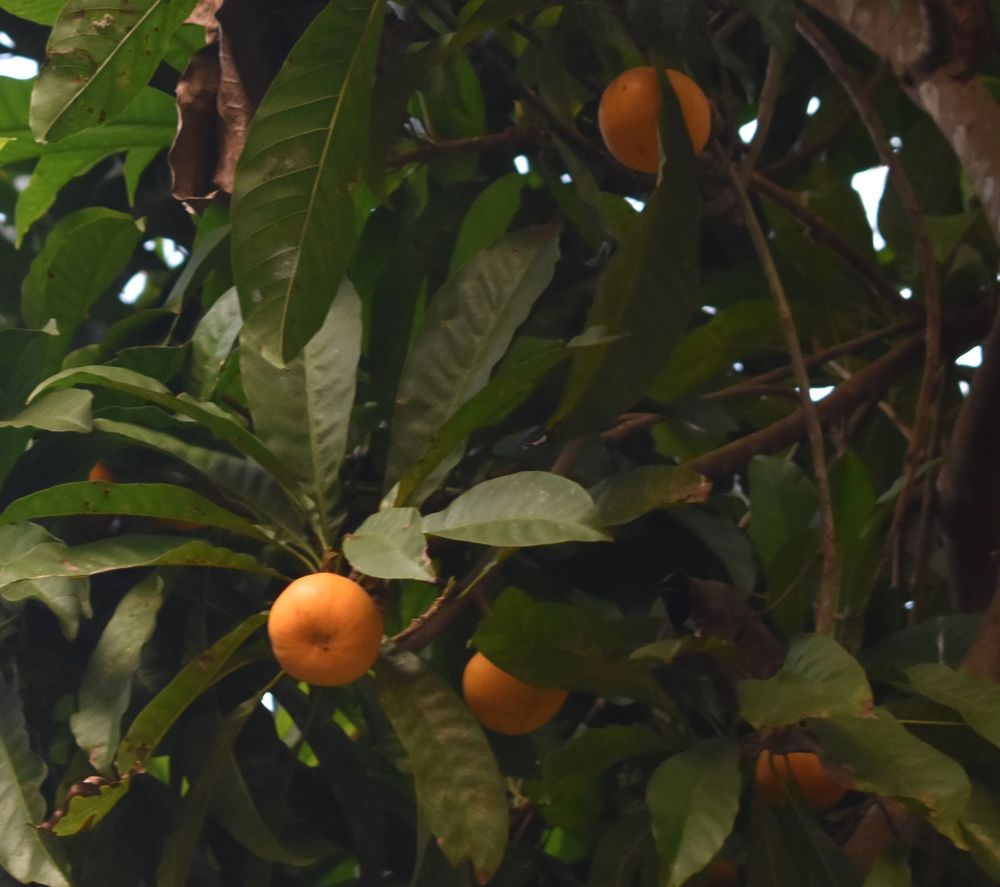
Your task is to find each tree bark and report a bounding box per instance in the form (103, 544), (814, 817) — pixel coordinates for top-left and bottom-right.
(806, 0), (1000, 248)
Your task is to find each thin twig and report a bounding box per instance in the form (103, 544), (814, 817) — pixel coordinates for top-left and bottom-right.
(750, 172), (915, 317)
(740, 47), (784, 180)
(797, 12), (942, 594)
(727, 162), (840, 634)
(389, 126), (544, 165)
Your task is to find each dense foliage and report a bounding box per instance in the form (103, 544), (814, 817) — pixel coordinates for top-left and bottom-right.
(0, 0), (999, 885)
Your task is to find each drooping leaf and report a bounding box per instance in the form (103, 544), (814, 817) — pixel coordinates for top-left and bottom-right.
(70, 573), (165, 773)
(544, 725), (673, 801)
(343, 507), (435, 581)
(587, 808), (654, 887)
(375, 646), (508, 882)
(422, 472), (610, 546)
(395, 338), (569, 505)
(0, 678), (72, 887)
(0, 388), (92, 432)
(190, 288), (242, 400)
(386, 226), (560, 498)
(448, 172), (525, 274)
(472, 588), (672, 710)
(906, 663), (1000, 750)
(550, 71), (701, 436)
(240, 280), (362, 540)
(591, 465), (712, 526)
(863, 849), (912, 887)
(116, 613), (268, 773)
(48, 778), (131, 837)
(808, 710), (971, 841)
(747, 455), (818, 568)
(0, 523), (92, 639)
(0, 533), (282, 588)
(30, 0), (199, 142)
(92, 417), (310, 549)
(738, 634), (872, 728)
(30, 365), (306, 505)
(0, 482), (271, 541)
(960, 784), (1000, 880)
(646, 739), (742, 887)
(230, 0), (386, 364)
(157, 678), (278, 887)
(21, 208), (142, 344)
(0, 0), (64, 24)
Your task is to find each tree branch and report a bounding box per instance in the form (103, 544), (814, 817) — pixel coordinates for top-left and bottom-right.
(937, 303), (1000, 610)
(727, 162), (840, 634)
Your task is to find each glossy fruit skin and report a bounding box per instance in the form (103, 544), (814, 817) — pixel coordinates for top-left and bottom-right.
(755, 749), (847, 810)
(267, 573), (383, 686)
(88, 461), (115, 483)
(598, 66), (711, 174)
(462, 651), (567, 735)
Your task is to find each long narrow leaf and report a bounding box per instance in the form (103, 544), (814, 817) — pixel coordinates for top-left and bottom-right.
(231, 0), (386, 364)
(30, 0), (198, 142)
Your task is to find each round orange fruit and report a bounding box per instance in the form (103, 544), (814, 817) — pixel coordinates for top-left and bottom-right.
(88, 461), (115, 483)
(755, 749), (847, 810)
(267, 573), (383, 686)
(462, 651), (567, 735)
(598, 66), (711, 173)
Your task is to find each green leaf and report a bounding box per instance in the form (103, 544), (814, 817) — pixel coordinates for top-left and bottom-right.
(230, 0), (386, 364)
(830, 452), (880, 618)
(30, 365), (306, 507)
(343, 507), (435, 581)
(587, 808), (654, 887)
(863, 848), (912, 887)
(0, 482), (271, 541)
(960, 784), (1000, 880)
(747, 455), (818, 568)
(49, 778), (130, 837)
(449, 172), (525, 274)
(157, 679), (278, 887)
(0, 388), (92, 432)
(646, 739), (742, 887)
(92, 416), (309, 548)
(190, 288), (241, 400)
(0, 81), (176, 164)
(70, 574), (165, 773)
(386, 226), (560, 498)
(30, 0), (197, 142)
(422, 472), (610, 546)
(0, 533), (281, 588)
(544, 725), (673, 801)
(906, 663), (1000, 750)
(738, 634), (872, 728)
(375, 646), (508, 882)
(0, 678), (72, 887)
(650, 299), (784, 400)
(0, 523), (92, 639)
(21, 207), (142, 343)
(16, 149), (107, 241)
(550, 72), (701, 436)
(395, 338), (569, 505)
(0, 0), (64, 24)
(116, 613), (267, 773)
(746, 796), (800, 887)
(472, 588), (673, 710)
(591, 465), (712, 526)
(808, 710), (971, 841)
(240, 280), (362, 539)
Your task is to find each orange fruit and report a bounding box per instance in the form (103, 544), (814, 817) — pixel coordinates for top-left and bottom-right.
(705, 859), (739, 886)
(88, 461), (115, 483)
(598, 66), (711, 173)
(462, 651), (567, 735)
(267, 573), (383, 686)
(755, 749), (847, 810)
